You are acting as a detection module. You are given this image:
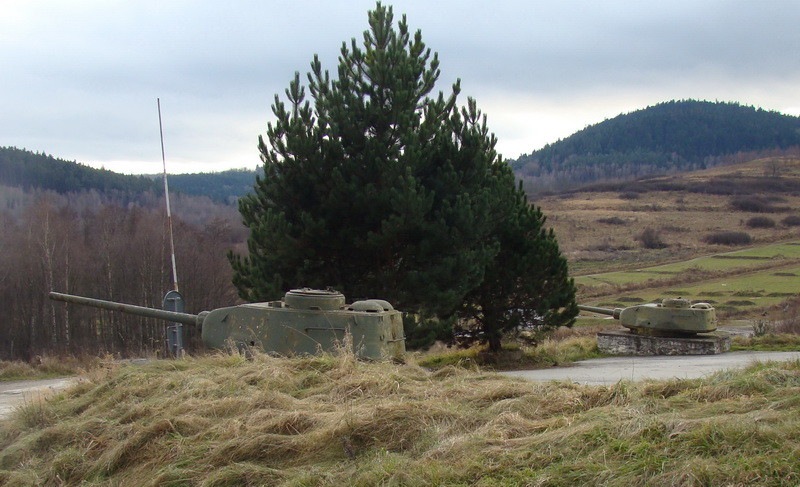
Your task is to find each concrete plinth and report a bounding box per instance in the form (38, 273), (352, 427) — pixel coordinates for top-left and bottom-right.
(597, 329), (731, 356)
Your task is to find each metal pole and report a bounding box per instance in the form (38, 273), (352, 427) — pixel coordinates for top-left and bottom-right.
(158, 98), (179, 292)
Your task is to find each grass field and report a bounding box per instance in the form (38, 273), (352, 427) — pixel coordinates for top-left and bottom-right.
(2, 351), (800, 486)
(538, 156), (800, 274)
(582, 272), (800, 316)
(540, 157), (800, 321)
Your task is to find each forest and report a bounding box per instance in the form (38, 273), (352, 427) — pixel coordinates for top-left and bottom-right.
(0, 183), (246, 361)
(512, 100), (800, 192)
(0, 146), (258, 205)
(0, 147), (159, 196)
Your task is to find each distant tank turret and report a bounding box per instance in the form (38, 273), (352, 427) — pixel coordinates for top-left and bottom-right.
(578, 298), (716, 336)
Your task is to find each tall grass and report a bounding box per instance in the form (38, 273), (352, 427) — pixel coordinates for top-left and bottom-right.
(2, 350), (799, 486)
(0, 355), (102, 381)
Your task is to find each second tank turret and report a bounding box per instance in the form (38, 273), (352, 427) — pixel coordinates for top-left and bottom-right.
(578, 298), (716, 336)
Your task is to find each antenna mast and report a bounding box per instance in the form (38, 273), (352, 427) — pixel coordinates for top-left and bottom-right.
(158, 98), (179, 292)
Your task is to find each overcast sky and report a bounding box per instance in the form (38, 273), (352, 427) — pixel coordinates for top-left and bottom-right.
(2, 0), (799, 174)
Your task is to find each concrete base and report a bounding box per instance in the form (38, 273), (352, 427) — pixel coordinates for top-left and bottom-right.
(597, 329), (732, 356)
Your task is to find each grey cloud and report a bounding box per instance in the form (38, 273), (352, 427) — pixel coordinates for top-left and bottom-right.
(1, 0), (798, 171)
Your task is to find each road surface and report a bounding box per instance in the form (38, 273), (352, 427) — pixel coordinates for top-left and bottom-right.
(0, 378), (75, 420)
(501, 350), (800, 385)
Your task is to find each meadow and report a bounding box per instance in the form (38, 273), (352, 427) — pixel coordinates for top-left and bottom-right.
(538, 156), (800, 321)
(2, 350), (800, 486)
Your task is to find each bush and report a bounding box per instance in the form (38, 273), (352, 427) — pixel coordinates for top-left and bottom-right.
(745, 216), (776, 229)
(730, 196), (778, 213)
(618, 192), (640, 200)
(635, 227), (667, 249)
(781, 215), (800, 227)
(704, 231), (753, 245)
(597, 217), (626, 225)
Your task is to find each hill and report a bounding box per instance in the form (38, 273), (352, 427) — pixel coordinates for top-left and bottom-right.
(532, 153), (800, 322)
(537, 153), (800, 272)
(0, 147), (159, 196)
(512, 100), (800, 193)
(0, 146), (260, 204)
(160, 168), (260, 204)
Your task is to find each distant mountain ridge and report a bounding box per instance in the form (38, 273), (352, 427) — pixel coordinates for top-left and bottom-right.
(158, 168), (261, 205)
(0, 146), (259, 204)
(512, 100), (800, 193)
(0, 146), (159, 195)
(6, 100), (800, 202)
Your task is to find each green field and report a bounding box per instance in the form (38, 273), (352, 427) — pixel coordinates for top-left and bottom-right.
(577, 241), (800, 315)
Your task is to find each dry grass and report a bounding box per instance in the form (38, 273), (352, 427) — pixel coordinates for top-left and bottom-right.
(414, 325), (612, 371)
(2, 349), (799, 486)
(540, 157), (800, 273)
(545, 157), (800, 325)
(0, 355), (103, 381)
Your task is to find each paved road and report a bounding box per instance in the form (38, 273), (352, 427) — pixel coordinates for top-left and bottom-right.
(0, 378), (75, 420)
(501, 351), (800, 385)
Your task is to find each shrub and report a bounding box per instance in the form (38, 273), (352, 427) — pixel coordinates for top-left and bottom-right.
(618, 192), (640, 200)
(704, 231), (753, 245)
(745, 216), (776, 229)
(597, 217), (626, 225)
(751, 320), (773, 337)
(730, 196), (778, 213)
(585, 239), (631, 252)
(635, 227), (667, 249)
(781, 215), (800, 227)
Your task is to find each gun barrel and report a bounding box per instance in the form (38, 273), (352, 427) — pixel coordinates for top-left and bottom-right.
(49, 292), (201, 327)
(577, 304), (621, 319)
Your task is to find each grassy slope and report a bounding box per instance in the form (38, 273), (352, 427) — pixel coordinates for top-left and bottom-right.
(541, 156), (800, 273)
(538, 156), (800, 319)
(2, 352), (799, 486)
(576, 241), (800, 315)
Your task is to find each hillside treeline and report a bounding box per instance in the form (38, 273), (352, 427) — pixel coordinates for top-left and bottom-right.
(0, 188), (244, 361)
(0, 146), (261, 205)
(167, 168), (260, 204)
(0, 146), (159, 196)
(513, 100), (800, 192)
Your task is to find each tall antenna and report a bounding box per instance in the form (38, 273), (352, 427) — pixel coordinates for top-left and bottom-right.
(158, 98), (179, 292)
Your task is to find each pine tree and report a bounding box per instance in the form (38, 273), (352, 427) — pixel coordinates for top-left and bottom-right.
(230, 3), (577, 347)
(458, 173), (578, 352)
(230, 3), (501, 316)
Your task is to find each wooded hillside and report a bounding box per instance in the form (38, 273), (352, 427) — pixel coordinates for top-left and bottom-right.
(0, 146), (259, 204)
(0, 149), (248, 361)
(512, 100), (800, 193)
(0, 147), (159, 195)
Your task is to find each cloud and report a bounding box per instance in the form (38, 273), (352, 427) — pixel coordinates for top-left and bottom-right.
(1, 0), (799, 173)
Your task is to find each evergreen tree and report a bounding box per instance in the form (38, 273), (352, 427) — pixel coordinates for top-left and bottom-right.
(458, 174), (578, 352)
(230, 3), (576, 348)
(231, 3), (497, 315)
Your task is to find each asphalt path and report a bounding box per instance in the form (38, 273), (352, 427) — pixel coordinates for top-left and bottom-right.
(0, 378), (75, 420)
(501, 351), (800, 385)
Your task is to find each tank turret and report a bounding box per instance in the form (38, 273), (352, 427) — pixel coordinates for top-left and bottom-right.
(578, 298), (716, 336)
(49, 288), (406, 360)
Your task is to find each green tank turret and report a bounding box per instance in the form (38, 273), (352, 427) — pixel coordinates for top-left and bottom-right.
(49, 288), (406, 361)
(578, 298), (716, 336)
